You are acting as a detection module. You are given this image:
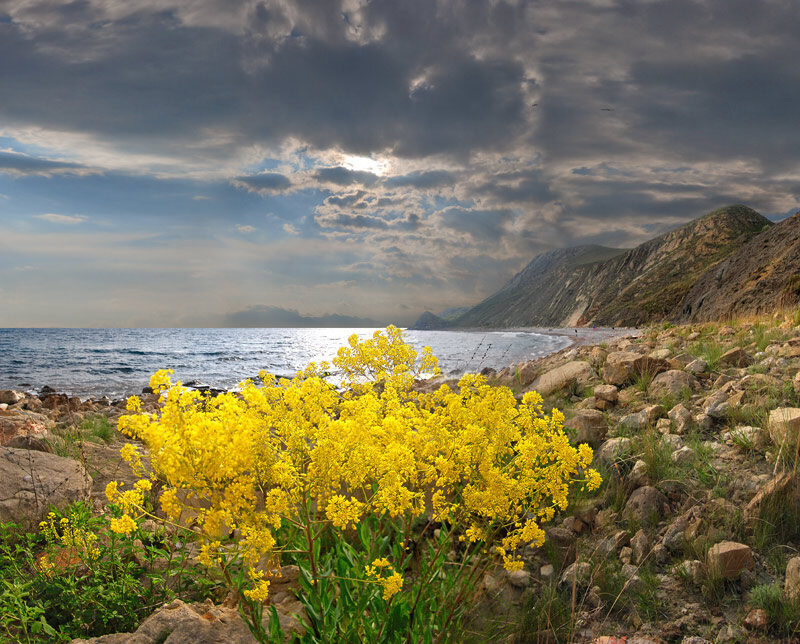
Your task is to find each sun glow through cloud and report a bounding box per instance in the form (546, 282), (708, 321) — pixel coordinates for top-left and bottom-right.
(341, 155), (388, 176)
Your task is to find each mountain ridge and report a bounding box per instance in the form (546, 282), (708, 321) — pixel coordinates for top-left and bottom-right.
(412, 205), (775, 329)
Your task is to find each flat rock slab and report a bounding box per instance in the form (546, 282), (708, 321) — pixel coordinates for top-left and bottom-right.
(0, 447), (91, 526)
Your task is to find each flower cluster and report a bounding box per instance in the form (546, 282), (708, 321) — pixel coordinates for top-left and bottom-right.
(38, 510), (101, 575)
(115, 326), (600, 600)
(366, 558), (404, 600)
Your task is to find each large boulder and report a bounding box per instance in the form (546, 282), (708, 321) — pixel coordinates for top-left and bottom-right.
(0, 390), (26, 405)
(564, 409), (607, 446)
(0, 410), (53, 444)
(768, 407), (800, 450)
(527, 360), (594, 397)
(0, 447), (92, 526)
(70, 599), (259, 644)
(602, 352), (669, 386)
(649, 370), (698, 399)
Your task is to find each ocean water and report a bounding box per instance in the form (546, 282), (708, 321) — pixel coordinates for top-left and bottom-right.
(0, 328), (572, 400)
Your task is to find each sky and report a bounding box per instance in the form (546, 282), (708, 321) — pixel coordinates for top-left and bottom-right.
(1, 0), (799, 327)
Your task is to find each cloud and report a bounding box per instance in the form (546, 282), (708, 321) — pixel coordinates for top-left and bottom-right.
(232, 172), (292, 194)
(34, 213), (88, 224)
(384, 170), (456, 189)
(282, 222), (299, 235)
(235, 224), (255, 233)
(0, 150), (91, 177)
(313, 167), (380, 186)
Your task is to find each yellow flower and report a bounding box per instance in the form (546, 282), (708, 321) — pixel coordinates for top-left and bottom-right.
(109, 514), (137, 534)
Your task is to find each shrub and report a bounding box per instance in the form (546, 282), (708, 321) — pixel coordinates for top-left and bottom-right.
(114, 326), (601, 642)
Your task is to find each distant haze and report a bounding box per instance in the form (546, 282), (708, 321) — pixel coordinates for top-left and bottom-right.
(0, 1), (798, 326)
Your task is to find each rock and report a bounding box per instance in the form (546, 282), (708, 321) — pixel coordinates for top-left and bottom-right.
(643, 404), (665, 424)
(0, 410), (53, 444)
(596, 437), (632, 465)
(540, 563), (555, 580)
(0, 447), (92, 527)
(625, 486), (669, 524)
(0, 390), (26, 405)
(656, 417), (671, 434)
(784, 556), (800, 600)
(695, 412), (713, 432)
(559, 561), (592, 589)
(705, 401), (730, 420)
(650, 348), (672, 360)
(743, 608), (768, 631)
(4, 434), (53, 453)
(673, 559), (703, 585)
(794, 372), (800, 395)
(69, 599), (260, 643)
(719, 326), (736, 336)
(671, 446), (694, 466)
(619, 410), (648, 432)
(515, 361), (539, 387)
(718, 347), (753, 368)
(706, 541), (753, 579)
(744, 472), (800, 527)
(627, 459), (649, 488)
(685, 359), (708, 375)
(602, 352), (668, 386)
(729, 425), (766, 450)
(668, 404), (693, 434)
(565, 409), (608, 446)
(662, 434), (682, 450)
(594, 384), (619, 404)
(650, 370), (698, 399)
(630, 529), (650, 565)
(527, 361), (594, 396)
(507, 569), (531, 588)
(483, 571), (503, 594)
(662, 516), (689, 552)
(768, 407), (800, 449)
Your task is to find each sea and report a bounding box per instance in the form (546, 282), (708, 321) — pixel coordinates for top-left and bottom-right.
(0, 328), (573, 400)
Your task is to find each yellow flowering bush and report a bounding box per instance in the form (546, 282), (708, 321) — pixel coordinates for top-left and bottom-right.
(115, 326), (600, 641)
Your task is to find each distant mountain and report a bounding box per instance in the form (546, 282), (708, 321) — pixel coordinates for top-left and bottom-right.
(225, 305), (380, 328)
(437, 307), (470, 321)
(677, 210), (800, 322)
(412, 205), (772, 329)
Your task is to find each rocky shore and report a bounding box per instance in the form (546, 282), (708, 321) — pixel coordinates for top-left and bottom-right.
(2, 312), (800, 642)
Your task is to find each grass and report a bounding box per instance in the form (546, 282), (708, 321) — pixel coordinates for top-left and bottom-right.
(749, 583), (800, 638)
(49, 415), (116, 459)
(688, 337), (726, 371)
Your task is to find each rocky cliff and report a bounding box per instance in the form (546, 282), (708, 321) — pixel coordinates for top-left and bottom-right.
(677, 210), (800, 322)
(413, 205), (772, 329)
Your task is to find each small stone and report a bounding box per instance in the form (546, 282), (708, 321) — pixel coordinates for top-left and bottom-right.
(719, 347), (753, 368)
(671, 446), (694, 465)
(620, 410), (648, 431)
(594, 384), (619, 403)
(685, 358), (708, 375)
(706, 401), (730, 420)
(596, 437), (632, 465)
(630, 529), (650, 565)
(507, 569), (531, 588)
(540, 563), (555, 580)
(625, 485), (669, 524)
(743, 608), (768, 631)
(559, 561), (592, 589)
(668, 403), (693, 434)
(707, 541), (753, 579)
(673, 559), (703, 584)
(785, 557), (800, 600)
(651, 370), (698, 399)
(483, 572), (503, 594)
